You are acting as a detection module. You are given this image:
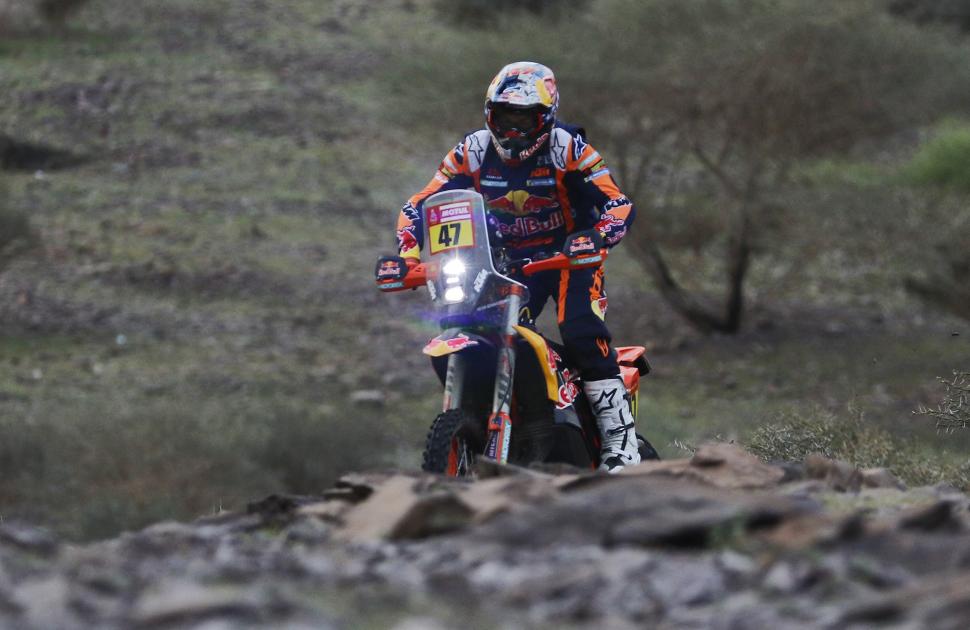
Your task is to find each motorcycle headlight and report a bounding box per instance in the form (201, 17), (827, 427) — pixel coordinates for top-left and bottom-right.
(443, 258), (466, 276)
(444, 286), (465, 303)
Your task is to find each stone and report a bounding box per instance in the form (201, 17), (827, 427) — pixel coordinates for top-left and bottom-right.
(804, 454), (862, 492)
(13, 576), (71, 628)
(619, 442), (786, 490)
(861, 467), (906, 490)
(128, 581), (269, 627)
(349, 389), (384, 406)
(0, 523), (59, 556)
(457, 475), (560, 522)
(336, 476), (474, 542)
(759, 512), (865, 549)
(897, 500), (963, 533)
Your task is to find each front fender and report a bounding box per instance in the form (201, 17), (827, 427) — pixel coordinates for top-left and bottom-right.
(423, 330), (491, 357)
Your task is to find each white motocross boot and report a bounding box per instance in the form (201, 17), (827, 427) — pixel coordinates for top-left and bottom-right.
(584, 377), (641, 473)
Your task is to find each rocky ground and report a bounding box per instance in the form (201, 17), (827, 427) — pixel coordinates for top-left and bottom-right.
(2, 444), (970, 629)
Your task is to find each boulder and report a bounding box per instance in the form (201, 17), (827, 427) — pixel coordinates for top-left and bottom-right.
(804, 454), (863, 492)
(618, 442), (786, 490)
(336, 476), (474, 542)
(861, 467), (906, 490)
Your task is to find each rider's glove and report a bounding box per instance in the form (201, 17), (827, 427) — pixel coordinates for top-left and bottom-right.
(375, 255), (409, 281)
(563, 230), (604, 258)
(594, 213), (628, 247)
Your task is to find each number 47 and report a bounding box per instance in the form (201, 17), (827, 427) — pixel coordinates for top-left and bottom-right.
(437, 223), (462, 247)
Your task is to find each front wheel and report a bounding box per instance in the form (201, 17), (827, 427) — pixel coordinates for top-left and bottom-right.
(422, 409), (480, 477)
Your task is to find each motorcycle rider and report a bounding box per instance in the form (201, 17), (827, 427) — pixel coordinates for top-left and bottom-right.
(395, 61), (640, 472)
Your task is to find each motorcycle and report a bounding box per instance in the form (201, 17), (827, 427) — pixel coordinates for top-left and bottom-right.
(376, 189), (658, 476)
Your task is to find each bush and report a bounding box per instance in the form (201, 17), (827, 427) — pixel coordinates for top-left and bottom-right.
(747, 408), (970, 488)
(907, 123), (970, 192)
(917, 371), (970, 432)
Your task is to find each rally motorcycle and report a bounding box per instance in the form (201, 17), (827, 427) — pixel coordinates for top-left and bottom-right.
(376, 189), (658, 476)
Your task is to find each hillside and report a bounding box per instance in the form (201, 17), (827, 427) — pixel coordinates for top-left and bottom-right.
(2, 445), (970, 628)
(0, 0), (968, 543)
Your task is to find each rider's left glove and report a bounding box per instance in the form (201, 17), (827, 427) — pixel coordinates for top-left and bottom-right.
(375, 255), (410, 281)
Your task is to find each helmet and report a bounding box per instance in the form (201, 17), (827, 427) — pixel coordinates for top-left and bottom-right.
(484, 61), (559, 162)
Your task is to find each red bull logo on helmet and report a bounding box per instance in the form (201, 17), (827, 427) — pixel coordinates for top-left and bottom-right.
(487, 189), (559, 217)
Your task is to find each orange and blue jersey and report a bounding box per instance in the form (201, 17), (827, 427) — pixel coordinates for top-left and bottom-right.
(396, 123), (635, 261)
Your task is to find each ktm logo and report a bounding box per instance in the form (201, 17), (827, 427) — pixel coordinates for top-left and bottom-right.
(530, 167), (550, 178)
(487, 190), (558, 216)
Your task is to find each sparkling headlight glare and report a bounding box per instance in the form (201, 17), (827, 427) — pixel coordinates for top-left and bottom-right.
(444, 286), (465, 303)
(442, 258), (466, 276)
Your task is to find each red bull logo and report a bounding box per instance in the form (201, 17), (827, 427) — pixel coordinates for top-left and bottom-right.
(423, 333), (479, 357)
(377, 260), (401, 278)
(487, 190), (558, 217)
(568, 235), (596, 255)
(446, 335), (474, 349)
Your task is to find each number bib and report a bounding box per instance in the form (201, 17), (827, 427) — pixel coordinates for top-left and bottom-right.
(427, 200), (476, 254)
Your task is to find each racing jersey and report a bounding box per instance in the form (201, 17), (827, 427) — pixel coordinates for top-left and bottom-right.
(396, 123), (635, 261)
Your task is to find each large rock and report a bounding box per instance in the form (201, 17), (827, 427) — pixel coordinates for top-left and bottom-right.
(335, 475), (474, 542)
(617, 442), (786, 489)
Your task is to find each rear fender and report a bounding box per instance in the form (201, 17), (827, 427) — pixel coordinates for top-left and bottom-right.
(616, 345), (650, 394)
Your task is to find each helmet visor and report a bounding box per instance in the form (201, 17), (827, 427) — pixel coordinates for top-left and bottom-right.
(489, 104), (543, 138)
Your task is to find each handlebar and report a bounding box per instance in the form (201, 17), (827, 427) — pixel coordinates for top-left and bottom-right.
(520, 249), (608, 276)
(376, 249), (607, 293)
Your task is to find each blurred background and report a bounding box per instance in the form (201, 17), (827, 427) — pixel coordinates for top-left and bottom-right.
(0, 0), (968, 541)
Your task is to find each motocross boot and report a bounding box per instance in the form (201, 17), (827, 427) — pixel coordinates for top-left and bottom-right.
(584, 377), (641, 473)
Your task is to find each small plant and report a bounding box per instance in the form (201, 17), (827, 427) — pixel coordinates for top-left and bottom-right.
(747, 407), (970, 489)
(916, 371), (970, 432)
(907, 124), (970, 192)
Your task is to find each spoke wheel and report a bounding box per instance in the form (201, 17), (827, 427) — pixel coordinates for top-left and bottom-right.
(422, 409), (480, 477)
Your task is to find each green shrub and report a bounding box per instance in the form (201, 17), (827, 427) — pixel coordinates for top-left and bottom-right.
(907, 123), (970, 192)
(747, 408), (970, 489)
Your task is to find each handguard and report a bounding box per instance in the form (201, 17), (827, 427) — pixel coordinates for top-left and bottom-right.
(521, 229), (608, 276)
(375, 255), (429, 292)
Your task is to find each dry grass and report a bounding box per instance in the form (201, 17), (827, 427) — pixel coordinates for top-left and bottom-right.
(747, 408), (970, 489)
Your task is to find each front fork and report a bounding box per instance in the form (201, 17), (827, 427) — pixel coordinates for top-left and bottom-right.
(484, 289), (522, 464)
(439, 288), (523, 466)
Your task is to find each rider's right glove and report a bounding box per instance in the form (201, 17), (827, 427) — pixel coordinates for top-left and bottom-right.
(563, 230), (604, 258)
